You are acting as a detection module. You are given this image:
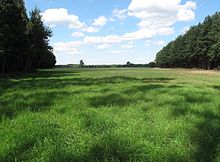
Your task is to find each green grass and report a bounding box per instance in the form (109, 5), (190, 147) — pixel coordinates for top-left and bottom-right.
(0, 68), (220, 161)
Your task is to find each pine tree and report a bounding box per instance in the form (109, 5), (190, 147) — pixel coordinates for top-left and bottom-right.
(155, 12), (220, 69)
(0, 0), (28, 73)
(28, 8), (56, 69)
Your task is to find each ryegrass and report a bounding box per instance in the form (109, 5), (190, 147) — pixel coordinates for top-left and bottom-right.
(0, 68), (220, 161)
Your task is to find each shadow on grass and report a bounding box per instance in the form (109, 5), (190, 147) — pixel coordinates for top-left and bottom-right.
(0, 70), (79, 96)
(0, 77), (146, 94)
(88, 84), (184, 109)
(121, 83), (219, 161)
(123, 84), (182, 94)
(89, 93), (133, 108)
(184, 94), (211, 103)
(193, 110), (220, 161)
(175, 108), (220, 161)
(49, 135), (145, 162)
(0, 70), (79, 79)
(213, 85), (220, 91)
(1, 72), (174, 95)
(87, 135), (142, 162)
(49, 132), (187, 162)
(0, 91), (77, 121)
(142, 77), (174, 83)
(1, 70), (174, 121)
(168, 94), (220, 161)
(0, 118), (60, 162)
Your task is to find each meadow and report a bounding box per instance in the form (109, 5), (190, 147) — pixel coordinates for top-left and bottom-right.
(0, 68), (220, 162)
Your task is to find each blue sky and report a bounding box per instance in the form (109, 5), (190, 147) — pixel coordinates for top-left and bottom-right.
(25, 0), (220, 65)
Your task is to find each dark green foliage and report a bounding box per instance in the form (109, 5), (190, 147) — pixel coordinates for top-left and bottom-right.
(0, 0), (28, 73)
(147, 62), (157, 67)
(0, 1), (56, 73)
(156, 12), (220, 69)
(28, 8), (56, 69)
(80, 60), (84, 66)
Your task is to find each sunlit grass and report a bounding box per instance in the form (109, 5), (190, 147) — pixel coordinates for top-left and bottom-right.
(0, 68), (220, 161)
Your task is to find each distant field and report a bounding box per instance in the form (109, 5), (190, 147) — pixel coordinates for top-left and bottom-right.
(0, 68), (220, 161)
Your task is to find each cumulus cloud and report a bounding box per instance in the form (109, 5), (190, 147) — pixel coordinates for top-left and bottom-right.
(128, 0), (196, 30)
(41, 8), (85, 29)
(93, 16), (107, 26)
(95, 0), (196, 44)
(123, 28), (171, 41)
(109, 51), (121, 54)
(83, 35), (122, 45)
(111, 9), (128, 21)
(121, 44), (133, 49)
(110, 50), (134, 54)
(144, 40), (166, 46)
(97, 44), (111, 50)
(102, 35), (122, 43)
(51, 0), (197, 58)
(145, 40), (152, 47)
(79, 27), (172, 46)
(41, 8), (99, 33)
(82, 26), (99, 33)
(153, 40), (166, 45)
(71, 32), (85, 37)
(83, 36), (103, 44)
(53, 41), (82, 55)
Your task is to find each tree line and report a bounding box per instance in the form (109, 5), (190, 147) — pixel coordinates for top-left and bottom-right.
(0, 0), (56, 74)
(156, 12), (220, 69)
(56, 60), (157, 68)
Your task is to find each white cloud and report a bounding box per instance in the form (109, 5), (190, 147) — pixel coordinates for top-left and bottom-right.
(83, 35), (122, 45)
(110, 51), (121, 54)
(82, 26), (99, 33)
(153, 40), (165, 45)
(103, 35), (122, 43)
(111, 9), (128, 21)
(83, 36), (103, 44)
(145, 40), (151, 47)
(93, 16), (107, 26)
(144, 40), (166, 46)
(177, 8), (195, 21)
(123, 27), (174, 41)
(81, 27), (173, 45)
(51, 0), (196, 59)
(53, 41), (82, 55)
(121, 44), (133, 49)
(71, 32), (85, 37)
(128, 0), (196, 32)
(97, 44), (111, 50)
(41, 8), (85, 29)
(183, 1), (197, 9)
(41, 8), (99, 33)
(109, 50), (134, 54)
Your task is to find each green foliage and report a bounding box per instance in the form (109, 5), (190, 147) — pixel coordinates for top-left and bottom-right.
(0, 0), (28, 73)
(28, 8), (56, 69)
(80, 60), (84, 66)
(156, 12), (220, 69)
(0, 1), (56, 73)
(0, 68), (220, 161)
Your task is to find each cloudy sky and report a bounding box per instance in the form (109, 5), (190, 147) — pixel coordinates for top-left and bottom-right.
(25, 0), (220, 65)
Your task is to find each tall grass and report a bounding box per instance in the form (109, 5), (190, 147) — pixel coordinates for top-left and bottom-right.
(0, 68), (220, 161)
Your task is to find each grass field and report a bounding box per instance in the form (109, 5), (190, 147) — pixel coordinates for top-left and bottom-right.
(0, 68), (220, 161)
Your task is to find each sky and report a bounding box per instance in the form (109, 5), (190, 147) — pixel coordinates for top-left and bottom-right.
(25, 0), (220, 65)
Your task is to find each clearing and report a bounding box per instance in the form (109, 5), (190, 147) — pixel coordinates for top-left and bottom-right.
(0, 68), (220, 161)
